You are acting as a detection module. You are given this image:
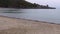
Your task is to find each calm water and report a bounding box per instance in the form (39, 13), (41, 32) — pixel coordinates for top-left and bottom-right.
(0, 8), (60, 24)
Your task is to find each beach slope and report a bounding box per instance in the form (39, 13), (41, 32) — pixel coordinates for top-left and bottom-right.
(0, 16), (60, 34)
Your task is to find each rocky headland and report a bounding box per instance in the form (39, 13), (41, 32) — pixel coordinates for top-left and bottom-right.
(0, 0), (56, 9)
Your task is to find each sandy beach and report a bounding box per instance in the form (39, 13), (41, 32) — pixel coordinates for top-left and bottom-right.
(0, 16), (60, 34)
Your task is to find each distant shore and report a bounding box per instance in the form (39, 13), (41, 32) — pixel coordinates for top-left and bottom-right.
(0, 15), (60, 34)
(0, 0), (56, 9)
(0, 7), (56, 9)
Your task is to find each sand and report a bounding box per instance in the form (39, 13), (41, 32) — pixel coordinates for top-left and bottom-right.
(0, 16), (60, 34)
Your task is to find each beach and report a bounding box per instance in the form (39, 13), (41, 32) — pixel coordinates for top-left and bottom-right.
(0, 16), (60, 34)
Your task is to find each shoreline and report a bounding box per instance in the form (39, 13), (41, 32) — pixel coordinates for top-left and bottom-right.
(0, 15), (58, 25)
(0, 7), (56, 9)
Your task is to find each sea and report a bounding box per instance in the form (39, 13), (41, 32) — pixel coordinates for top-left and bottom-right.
(0, 8), (60, 24)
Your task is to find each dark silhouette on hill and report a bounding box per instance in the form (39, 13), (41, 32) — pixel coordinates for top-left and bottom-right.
(0, 0), (56, 9)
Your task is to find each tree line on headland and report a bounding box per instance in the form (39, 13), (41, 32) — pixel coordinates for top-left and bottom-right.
(0, 0), (56, 9)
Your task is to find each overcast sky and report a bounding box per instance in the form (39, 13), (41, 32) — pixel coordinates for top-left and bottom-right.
(26, 0), (60, 8)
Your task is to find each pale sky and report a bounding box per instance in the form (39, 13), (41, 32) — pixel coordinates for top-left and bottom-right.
(26, 0), (60, 8)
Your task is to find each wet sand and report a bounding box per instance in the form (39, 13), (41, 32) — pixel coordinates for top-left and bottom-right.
(0, 16), (60, 34)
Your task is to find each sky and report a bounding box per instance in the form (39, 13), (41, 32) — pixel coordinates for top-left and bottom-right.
(26, 0), (60, 8)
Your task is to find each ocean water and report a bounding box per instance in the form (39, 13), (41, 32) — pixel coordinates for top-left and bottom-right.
(0, 8), (60, 24)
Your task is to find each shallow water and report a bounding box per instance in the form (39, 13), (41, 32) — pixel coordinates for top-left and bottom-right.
(0, 8), (60, 24)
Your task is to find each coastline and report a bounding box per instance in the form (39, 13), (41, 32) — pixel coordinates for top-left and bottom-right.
(0, 7), (56, 9)
(0, 15), (58, 25)
(0, 15), (60, 34)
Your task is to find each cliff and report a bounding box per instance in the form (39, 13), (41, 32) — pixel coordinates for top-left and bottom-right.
(0, 0), (56, 9)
